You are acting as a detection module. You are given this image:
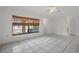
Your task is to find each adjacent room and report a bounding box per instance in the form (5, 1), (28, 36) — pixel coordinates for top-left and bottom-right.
(0, 6), (79, 53)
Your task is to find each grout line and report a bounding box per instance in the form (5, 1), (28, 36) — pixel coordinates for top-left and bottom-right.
(62, 37), (74, 53)
(76, 44), (79, 53)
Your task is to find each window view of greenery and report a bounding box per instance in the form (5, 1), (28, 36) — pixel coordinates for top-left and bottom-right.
(12, 15), (39, 36)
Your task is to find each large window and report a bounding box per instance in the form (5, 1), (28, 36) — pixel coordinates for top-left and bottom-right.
(12, 15), (39, 36)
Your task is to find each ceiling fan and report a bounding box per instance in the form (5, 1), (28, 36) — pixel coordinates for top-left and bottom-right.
(48, 6), (60, 13)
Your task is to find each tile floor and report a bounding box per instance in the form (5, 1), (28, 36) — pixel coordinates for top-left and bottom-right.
(0, 34), (79, 53)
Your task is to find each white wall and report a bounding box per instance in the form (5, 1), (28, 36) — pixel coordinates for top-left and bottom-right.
(0, 6), (45, 44)
(0, 7), (2, 39)
(0, 7), (5, 40)
(47, 16), (77, 36)
(46, 16), (67, 36)
(74, 16), (79, 36)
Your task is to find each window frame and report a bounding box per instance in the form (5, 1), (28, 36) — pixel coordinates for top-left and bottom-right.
(12, 15), (40, 36)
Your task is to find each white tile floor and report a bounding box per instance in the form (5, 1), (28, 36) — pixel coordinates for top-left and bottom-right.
(0, 34), (79, 53)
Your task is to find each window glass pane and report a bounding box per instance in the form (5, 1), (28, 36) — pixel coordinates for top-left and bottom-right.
(34, 26), (39, 32)
(29, 25), (34, 29)
(29, 25), (39, 33)
(25, 26), (28, 33)
(13, 25), (22, 34)
(29, 25), (33, 33)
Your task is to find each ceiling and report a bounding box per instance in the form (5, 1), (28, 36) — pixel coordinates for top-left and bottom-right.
(7, 6), (79, 19)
